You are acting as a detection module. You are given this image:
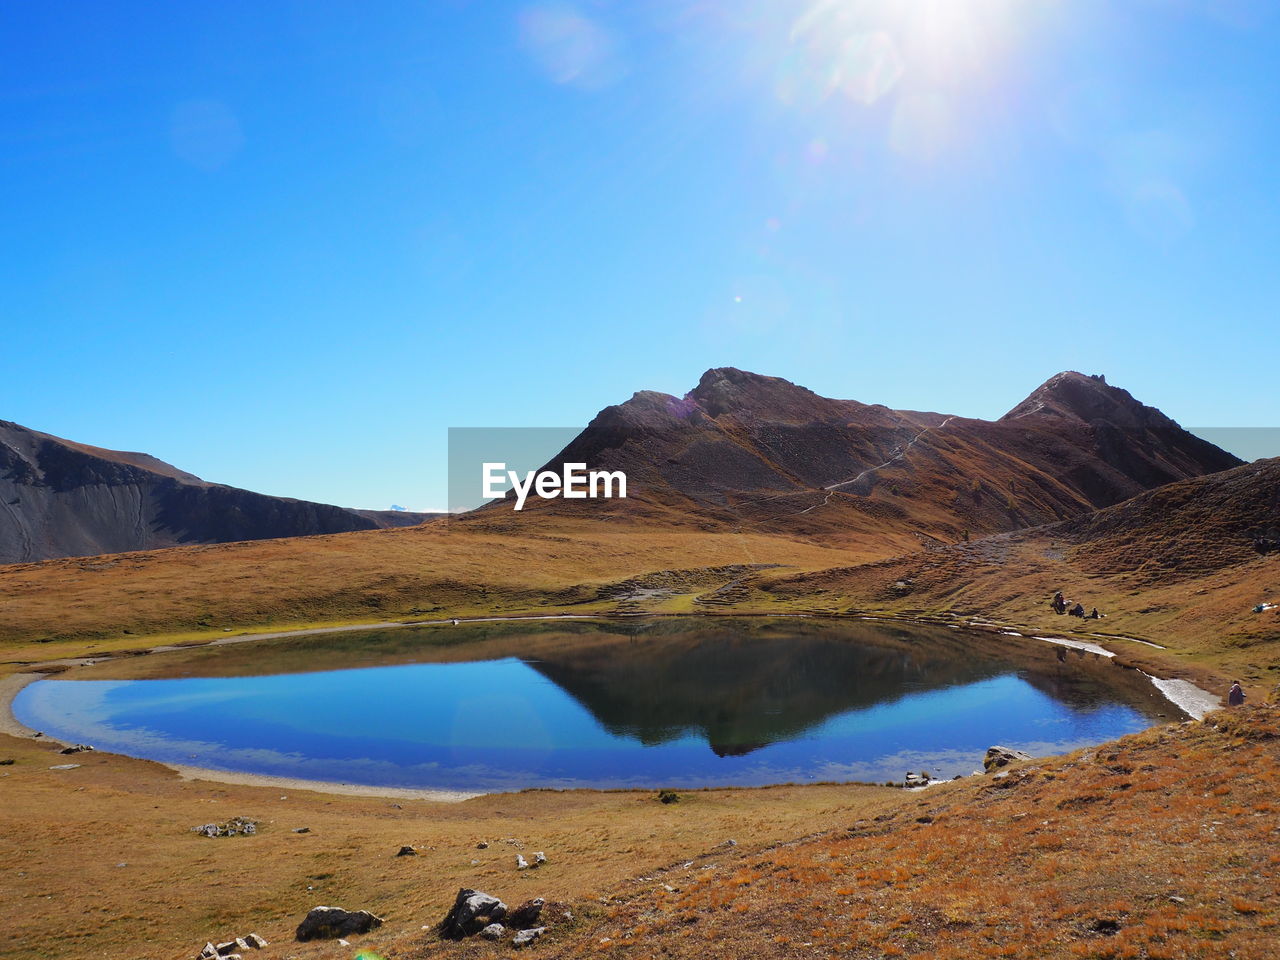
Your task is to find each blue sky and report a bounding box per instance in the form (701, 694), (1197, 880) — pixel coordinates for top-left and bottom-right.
(2, 1), (1277, 510)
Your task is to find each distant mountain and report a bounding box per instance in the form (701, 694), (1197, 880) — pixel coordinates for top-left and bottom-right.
(489, 368), (1241, 543)
(0, 419), (436, 564)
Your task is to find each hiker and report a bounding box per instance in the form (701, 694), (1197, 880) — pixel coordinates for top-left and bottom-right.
(1088, 607), (1104, 619)
(1228, 681), (1246, 707)
(1069, 602), (1086, 618)
(1051, 591), (1067, 615)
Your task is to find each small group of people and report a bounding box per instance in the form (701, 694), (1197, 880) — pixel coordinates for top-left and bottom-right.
(1051, 591), (1103, 619)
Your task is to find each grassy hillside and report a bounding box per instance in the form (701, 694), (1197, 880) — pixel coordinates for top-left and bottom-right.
(0, 519), (871, 661)
(533, 705), (1280, 960)
(753, 462), (1280, 690)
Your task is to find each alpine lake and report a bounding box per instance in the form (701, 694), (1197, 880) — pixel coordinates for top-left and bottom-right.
(14, 617), (1183, 792)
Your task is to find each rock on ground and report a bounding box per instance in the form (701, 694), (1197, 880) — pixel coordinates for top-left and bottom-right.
(513, 926), (547, 948)
(439, 888), (508, 940)
(984, 746), (1033, 772)
(192, 817), (258, 838)
(198, 938), (264, 960)
(295, 906), (384, 942)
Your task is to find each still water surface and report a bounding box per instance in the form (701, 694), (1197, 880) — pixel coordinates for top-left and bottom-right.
(14, 618), (1181, 791)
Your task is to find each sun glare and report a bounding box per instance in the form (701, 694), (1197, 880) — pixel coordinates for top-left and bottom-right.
(784, 0), (1025, 104)
(771, 0), (1033, 162)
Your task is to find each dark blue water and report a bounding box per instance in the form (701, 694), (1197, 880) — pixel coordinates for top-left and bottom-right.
(13, 618), (1179, 791)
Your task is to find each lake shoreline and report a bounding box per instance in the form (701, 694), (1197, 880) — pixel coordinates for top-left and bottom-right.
(1, 611), (1221, 798)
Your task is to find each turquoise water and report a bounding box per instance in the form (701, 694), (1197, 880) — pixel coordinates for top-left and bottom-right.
(13, 618), (1179, 791)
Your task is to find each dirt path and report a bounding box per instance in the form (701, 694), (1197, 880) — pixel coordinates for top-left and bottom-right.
(826, 416), (956, 493)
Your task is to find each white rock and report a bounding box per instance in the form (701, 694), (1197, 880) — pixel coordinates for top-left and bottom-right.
(513, 927), (547, 948)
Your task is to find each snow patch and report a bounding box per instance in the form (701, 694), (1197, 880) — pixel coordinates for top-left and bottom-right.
(1145, 675), (1221, 721)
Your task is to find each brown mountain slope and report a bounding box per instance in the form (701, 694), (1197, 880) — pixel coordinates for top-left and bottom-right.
(0, 419), (435, 563)
(1060, 456), (1280, 578)
(480, 369), (1239, 545)
(751, 457), (1280, 682)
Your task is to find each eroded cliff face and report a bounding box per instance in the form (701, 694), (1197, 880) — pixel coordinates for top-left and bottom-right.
(0, 420), (429, 564)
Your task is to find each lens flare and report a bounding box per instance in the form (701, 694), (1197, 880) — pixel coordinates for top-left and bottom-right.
(519, 4), (625, 89)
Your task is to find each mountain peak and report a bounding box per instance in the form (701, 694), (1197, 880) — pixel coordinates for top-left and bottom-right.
(689, 367), (833, 420)
(1002, 371), (1159, 427)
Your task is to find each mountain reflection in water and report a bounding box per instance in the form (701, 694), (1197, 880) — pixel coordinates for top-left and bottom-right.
(13, 618), (1182, 791)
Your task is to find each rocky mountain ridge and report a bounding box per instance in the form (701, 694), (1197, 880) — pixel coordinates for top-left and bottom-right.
(506, 368), (1241, 543)
(0, 419), (433, 564)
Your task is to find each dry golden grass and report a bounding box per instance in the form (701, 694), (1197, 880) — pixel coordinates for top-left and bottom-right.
(0, 519), (868, 662)
(0, 732), (903, 960)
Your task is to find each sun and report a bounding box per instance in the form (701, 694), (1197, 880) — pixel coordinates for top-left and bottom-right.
(783, 0), (1027, 107)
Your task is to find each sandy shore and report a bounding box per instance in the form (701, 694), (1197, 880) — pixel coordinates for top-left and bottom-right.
(0, 672), (41, 737)
(166, 763), (480, 801)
